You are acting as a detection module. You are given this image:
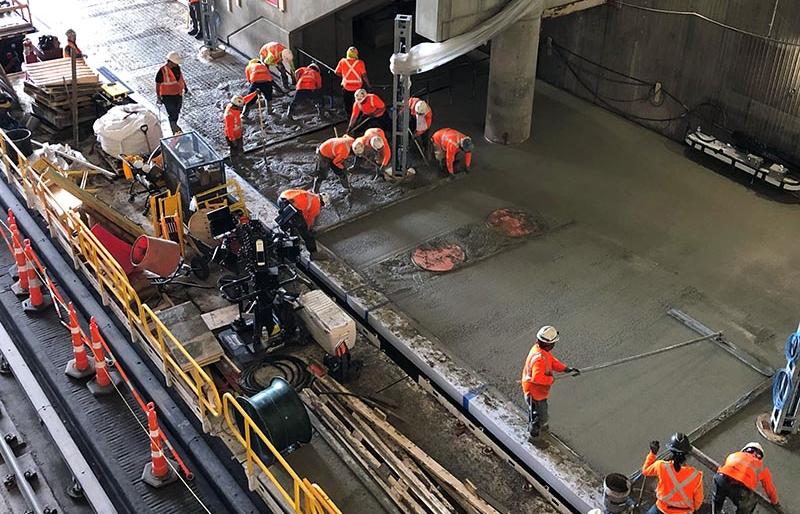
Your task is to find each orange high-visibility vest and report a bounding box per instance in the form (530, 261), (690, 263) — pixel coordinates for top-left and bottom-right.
(318, 136), (353, 169)
(63, 41), (82, 59)
(409, 97), (432, 136)
(156, 65), (185, 97)
(355, 128), (390, 167)
(642, 453), (704, 514)
(189, 0), (200, 3)
(260, 42), (285, 64)
(246, 61), (272, 84)
(520, 344), (567, 400)
(223, 104), (242, 141)
(334, 58), (366, 92)
(295, 67), (322, 91)
(350, 94), (385, 125)
(279, 190), (322, 228)
(432, 128), (472, 174)
(718, 452), (779, 504)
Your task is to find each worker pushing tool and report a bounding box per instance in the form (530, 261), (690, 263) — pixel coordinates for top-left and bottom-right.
(314, 134), (355, 193)
(712, 442), (780, 513)
(260, 41), (294, 91)
(352, 127), (390, 175)
(520, 326), (579, 440)
(642, 434), (704, 514)
(243, 58), (273, 116)
(155, 51), (189, 134)
(277, 189), (330, 259)
(288, 62), (322, 120)
(431, 128), (473, 174)
(347, 89), (389, 136)
(224, 95), (244, 158)
(335, 46), (370, 117)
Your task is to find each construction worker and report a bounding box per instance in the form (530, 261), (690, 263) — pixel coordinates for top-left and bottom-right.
(0, 93), (19, 130)
(314, 134), (355, 193)
(352, 127), (390, 175)
(287, 62), (322, 120)
(63, 29), (83, 59)
(520, 326), (579, 439)
(156, 52), (188, 134)
(334, 46), (370, 117)
(432, 128), (473, 175)
(22, 39), (39, 64)
(243, 58), (273, 115)
(277, 189), (330, 257)
(188, 0), (203, 39)
(409, 97), (432, 138)
(260, 41), (293, 90)
(224, 95), (244, 157)
(347, 89), (389, 136)
(642, 434), (704, 514)
(712, 442), (779, 513)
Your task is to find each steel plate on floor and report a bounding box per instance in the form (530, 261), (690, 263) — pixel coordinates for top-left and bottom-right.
(411, 244), (466, 272)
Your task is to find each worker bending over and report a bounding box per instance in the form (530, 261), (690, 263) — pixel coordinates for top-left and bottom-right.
(520, 326), (579, 440)
(348, 89), (389, 135)
(432, 128), (473, 174)
(353, 128), (390, 175)
(314, 135), (355, 193)
(63, 29), (83, 59)
(260, 42), (293, 90)
(642, 434), (704, 514)
(712, 442), (779, 513)
(334, 47), (370, 116)
(409, 97), (432, 138)
(277, 189), (330, 258)
(288, 63), (322, 120)
(224, 95), (244, 157)
(243, 59), (273, 115)
(187, 0), (202, 39)
(155, 52), (188, 134)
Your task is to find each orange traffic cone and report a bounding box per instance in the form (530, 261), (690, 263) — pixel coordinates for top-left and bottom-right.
(86, 317), (120, 396)
(21, 240), (51, 313)
(141, 402), (177, 488)
(64, 302), (95, 379)
(7, 209), (20, 278)
(10, 235), (28, 296)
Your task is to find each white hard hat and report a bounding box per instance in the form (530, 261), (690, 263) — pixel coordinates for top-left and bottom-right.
(370, 136), (384, 150)
(320, 192), (331, 206)
(231, 95), (244, 108)
(414, 100), (430, 115)
(281, 48), (293, 62)
(536, 326), (559, 345)
(354, 89), (367, 103)
(166, 51), (183, 65)
(351, 139), (365, 156)
(587, 510), (603, 514)
(65, 29), (76, 40)
(742, 442), (764, 457)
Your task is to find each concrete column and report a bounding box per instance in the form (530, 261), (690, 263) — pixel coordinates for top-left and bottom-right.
(484, 13), (542, 145)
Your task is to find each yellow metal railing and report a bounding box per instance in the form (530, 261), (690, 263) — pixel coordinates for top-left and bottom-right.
(0, 130), (338, 514)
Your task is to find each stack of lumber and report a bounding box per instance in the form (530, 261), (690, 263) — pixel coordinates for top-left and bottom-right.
(23, 58), (100, 130)
(304, 373), (501, 514)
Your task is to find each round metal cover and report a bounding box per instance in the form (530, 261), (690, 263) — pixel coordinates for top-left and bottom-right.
(486, 208), (541, 238)
(411, 244), (465, 272)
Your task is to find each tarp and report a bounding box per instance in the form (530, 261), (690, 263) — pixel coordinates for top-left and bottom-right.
(389, 0), (544, 76)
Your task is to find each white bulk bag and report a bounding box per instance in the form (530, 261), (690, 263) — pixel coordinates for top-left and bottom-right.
(93, 104), (162, 156)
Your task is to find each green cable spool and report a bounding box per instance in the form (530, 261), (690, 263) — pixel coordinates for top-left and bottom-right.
(235, 377), (312, 465)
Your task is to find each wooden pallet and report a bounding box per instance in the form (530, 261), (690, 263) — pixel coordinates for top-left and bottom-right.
(23, 58), (99, 87)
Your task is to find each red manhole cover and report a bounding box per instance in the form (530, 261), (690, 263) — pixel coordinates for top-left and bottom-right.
(486, 208), (541, 238)
(411, 244), (466, 272)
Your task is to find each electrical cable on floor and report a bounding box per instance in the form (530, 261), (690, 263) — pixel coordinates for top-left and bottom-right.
(239, 355), (313, 395)
(373, 375), (410, 395)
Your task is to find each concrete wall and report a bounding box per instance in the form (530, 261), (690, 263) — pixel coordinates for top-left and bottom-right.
(537, 0), (800, 163)
(415, 0), (507, 41)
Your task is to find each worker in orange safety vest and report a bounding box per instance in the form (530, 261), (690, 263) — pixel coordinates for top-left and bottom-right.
(642, 434), (704, 514)
(188, 0), (202, 39)
(347, 89), (389, 135)
(155, 51), (188, 134)
(287, 63), (322, 119)
(431, 128), (473, 175)
(223, 95), (244, 157)
(243, 58), (273, 115)
(260, 41), (293, 90)
(712, 442), (779, 513)
(334, 47), (370, 117)
(409, 97), (432, 138)
(277, 189), (330, 256)
(314, 135), (355, 193)
(63, 29), (84, 59)
(352, 128), (390, 174)
(520, 326), (578, 439)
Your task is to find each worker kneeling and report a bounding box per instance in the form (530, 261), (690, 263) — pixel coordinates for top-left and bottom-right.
(520, 326), (579, 440)
(288, 63), (322, 120)
(224, 95), (244, 157)
(432, 128), (473, 174)
(348, 89), (389, 136)
(277, 189), (330, 259)
(314, 135), (355, 193)
(352, 128), (390, 176)
(642, 434), (703, 514)
(712, 442), (779, 514)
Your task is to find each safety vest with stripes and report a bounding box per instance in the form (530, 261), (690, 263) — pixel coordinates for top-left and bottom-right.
(642, 454), (703, 514)
(295, 67), (322, 91)
(223, 104), (242, 141)
(718, 451), (779, 503)
(318, 136), (353, 169)
(335, 57), (366, 92)
(156, 65), (185, 97)
(279, 189), (321, 228)
(246, 61), (272, 84)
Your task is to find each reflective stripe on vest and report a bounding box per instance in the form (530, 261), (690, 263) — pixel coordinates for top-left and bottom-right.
(157, 66), (184, 97)
(522, 350), (546, 381)
(659, 465), (699, 510)
(340, 59), (363, 90)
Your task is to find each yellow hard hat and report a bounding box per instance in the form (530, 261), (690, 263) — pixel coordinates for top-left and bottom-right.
(346, 46), (358, 59)
(249, 58), (260, 65)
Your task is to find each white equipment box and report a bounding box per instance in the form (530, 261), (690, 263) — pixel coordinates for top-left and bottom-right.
(297, 290), (356, 355)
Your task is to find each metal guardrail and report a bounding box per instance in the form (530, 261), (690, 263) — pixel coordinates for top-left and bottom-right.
(0, 131), (339, 514)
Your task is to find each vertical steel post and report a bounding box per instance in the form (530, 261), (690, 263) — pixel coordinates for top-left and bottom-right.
(391, 15), (412, 178)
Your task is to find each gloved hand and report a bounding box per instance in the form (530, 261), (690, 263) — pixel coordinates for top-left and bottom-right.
(565, 367), (581, 376)
(649, 441), (660, 454)
(156, 96), (163, 105)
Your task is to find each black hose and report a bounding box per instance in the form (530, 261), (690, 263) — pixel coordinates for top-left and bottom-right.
(239, 354), (312, 395)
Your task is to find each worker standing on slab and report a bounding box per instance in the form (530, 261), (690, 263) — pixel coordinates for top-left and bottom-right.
(432, 128), (473, 174)
(287, 63), (322, 120)
(520, 326), (579, 440)
(712, 442), (780, 514)
(260, 42), (293, 90)
(352, 127), (390, 175)
(347, 89), (389, 135)
(642, 434), (704, 514)
(188, 0), (202, 39)
(224, 95), (244, 158)
(314, 135), (355, 193)
(156, 52), (188, 134)
(277, 189), (330, 257)
(243, 58), (273, 116)
(63, 29), (84, 59)
(335, 47), (370, 117)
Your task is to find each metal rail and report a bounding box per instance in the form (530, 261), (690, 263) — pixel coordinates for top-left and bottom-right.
(0, 414), (44, 514)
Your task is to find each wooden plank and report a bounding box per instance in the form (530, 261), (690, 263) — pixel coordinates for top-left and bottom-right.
(201, 304), (240, 331)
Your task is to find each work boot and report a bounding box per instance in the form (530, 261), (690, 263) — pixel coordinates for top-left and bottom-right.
(195, 31), (203, 40)
(188, 28), (198, 36)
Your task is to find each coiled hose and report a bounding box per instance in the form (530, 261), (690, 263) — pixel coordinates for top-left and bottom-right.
(239, 355), (313, 396)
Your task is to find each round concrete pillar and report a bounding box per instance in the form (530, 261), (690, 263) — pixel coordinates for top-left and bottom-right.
(484, 13), (542, 145)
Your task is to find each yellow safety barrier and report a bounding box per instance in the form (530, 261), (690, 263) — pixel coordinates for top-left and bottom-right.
(0, 130), (338, 514)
